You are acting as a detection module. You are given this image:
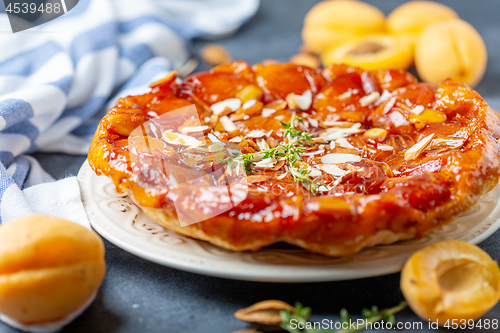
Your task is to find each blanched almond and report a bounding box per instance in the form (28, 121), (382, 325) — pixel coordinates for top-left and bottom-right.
(234, 300), (295, 326)
(200, 43), (233, 66)
(290, 53), (321, 69)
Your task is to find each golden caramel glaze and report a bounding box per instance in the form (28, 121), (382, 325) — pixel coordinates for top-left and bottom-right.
(88, 62), (500, 256)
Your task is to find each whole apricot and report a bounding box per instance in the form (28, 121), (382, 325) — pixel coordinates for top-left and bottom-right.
(0, 215), (106, 326)
(322, 35), (413, 70)
(388, 1), (458, 38)
(415, 19), (487, 87)
(302, 0), (386, 54)
(401, 240), (500, 325)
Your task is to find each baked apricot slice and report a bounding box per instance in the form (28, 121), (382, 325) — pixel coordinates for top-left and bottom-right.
(401, 240), (500, 325)
(254, 63), (325, 104)
(321, 35), (413, 71)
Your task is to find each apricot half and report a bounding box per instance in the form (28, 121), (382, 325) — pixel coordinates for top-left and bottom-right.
(401, 240), (500, 325)
(302, 0), (386, 54)
(415, 19), (487, 87)
(0, 215), (106, 325)
(322, 35), (413, 70)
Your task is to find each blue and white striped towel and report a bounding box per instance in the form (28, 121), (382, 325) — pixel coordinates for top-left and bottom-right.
(0, 0), (259, 225)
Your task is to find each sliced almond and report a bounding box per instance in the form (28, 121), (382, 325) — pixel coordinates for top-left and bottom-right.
(318, 185), (332, 192)
(404, 133), (435, 161)
(246, 175), (268, 184)
(229, 136), (243, 143)
(321, 153), (361, 164)
(247, 130), (267, 138)
(207, 133), (224, 144)
(359, 91), (380, 107)
(250, 153), (264, 162)
(211, 98), (242, 115)
(308, 168), (322, 177)
(219, 116), (237, 132)
(295, 90), (312, 110)
(162, 130), (202, 147)
(377, 144), (394, 151)
(301, 149), (325, 156)
(243, 100), (257, 109)
(337, 91), (353, 101)
(254, 157), (276, 168)
(308, 118), (319, 128)
(322, 120), (355, 128)
(256, 138), (270, 151)
(410, 105), (425, 115)
(336, 138), (355, 149)
(180, 126), (209, 134)
(262, 108), (276, 118)
(375, 90), (392, 106)
(322, 164), (348, 177)
(276, 172), (288, 180)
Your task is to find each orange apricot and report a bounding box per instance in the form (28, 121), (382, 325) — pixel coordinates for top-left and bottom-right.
(415, 19), (487, 87)
(401, 240), (500, 325)
(302, 0), (386, 54)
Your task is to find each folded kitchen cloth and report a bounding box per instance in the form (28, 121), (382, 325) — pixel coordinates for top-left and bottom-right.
(0, 0), (259, 226)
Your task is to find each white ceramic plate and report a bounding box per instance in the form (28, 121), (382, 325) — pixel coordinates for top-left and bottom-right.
(78, 161), (500, 282)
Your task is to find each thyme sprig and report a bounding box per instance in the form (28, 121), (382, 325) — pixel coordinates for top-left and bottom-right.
(223, 116), (324, 194)
(280, 301), (408, 333)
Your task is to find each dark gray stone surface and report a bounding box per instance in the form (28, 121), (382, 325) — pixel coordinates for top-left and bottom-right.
(2, 1), (500, 332)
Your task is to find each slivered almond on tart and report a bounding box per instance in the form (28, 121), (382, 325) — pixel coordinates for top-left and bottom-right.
(88, 61), (500, 257)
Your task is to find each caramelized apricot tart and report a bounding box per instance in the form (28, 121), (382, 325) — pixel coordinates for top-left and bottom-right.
(88, 61), (500, 256)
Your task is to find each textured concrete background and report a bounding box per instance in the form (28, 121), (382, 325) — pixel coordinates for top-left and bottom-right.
(2, 1), (500, 332)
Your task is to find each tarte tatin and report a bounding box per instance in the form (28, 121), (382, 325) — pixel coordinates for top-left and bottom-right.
(88, 61), (500, 256)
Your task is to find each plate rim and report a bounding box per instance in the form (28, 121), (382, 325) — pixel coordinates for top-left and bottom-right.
(78, 160), (500, 282)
